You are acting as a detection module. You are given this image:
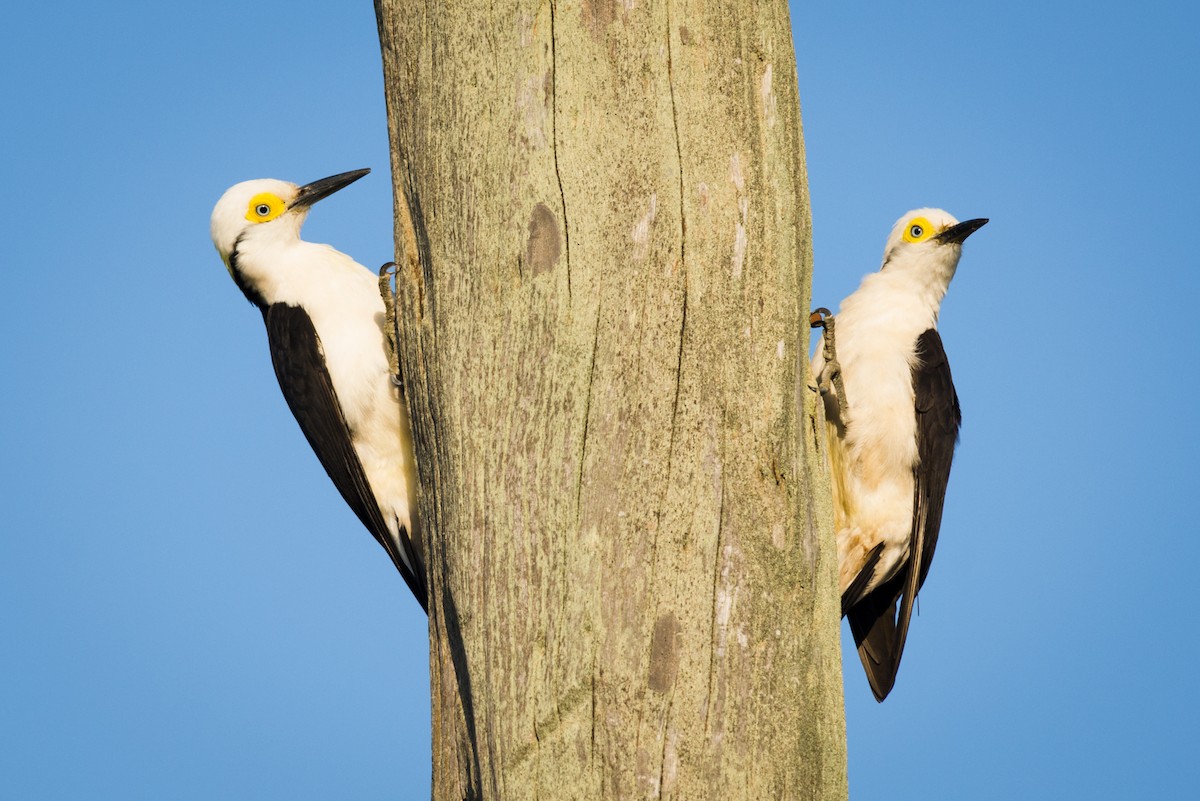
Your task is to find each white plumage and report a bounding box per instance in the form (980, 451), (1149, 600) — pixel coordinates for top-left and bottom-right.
(814, 207), (985, 699)
(211, 170), (424, 607)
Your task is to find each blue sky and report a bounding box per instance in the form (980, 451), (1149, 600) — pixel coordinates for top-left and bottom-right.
(2, 2), (1196, 799)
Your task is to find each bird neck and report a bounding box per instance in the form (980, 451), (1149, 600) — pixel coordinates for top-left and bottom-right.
(842, 262), (954, 336)
(876, 248), (959, 320)
(230, 228), (347, 308)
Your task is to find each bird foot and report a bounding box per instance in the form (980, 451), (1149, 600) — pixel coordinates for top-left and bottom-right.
(378, 263), (403, 386)
(810, 307), (850, 425)
(817, 359), (843, 399)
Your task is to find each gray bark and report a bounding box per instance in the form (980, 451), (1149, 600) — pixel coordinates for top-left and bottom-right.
(376, 1), (846, 798)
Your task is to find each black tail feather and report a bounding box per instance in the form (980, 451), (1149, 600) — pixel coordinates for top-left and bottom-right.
(846, 588), (904, 702)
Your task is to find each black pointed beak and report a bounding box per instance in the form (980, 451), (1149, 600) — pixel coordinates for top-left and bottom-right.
(935, 217), (989, 244)
(289, 168), (370, 210)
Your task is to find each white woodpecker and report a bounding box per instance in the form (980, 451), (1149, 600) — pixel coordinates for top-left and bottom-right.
(812, 208), (986, 701)
(210, 169), (426, 611)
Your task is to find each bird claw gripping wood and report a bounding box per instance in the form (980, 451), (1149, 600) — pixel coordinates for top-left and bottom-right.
(379, 263), (403, 389)
(810, 307), (849, 422)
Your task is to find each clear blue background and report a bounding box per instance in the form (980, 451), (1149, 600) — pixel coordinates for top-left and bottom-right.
(1, 2), (1195, 798)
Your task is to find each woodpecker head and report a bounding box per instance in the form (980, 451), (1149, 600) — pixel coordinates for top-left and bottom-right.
(210, 169), (370, 267)
(879, 208), (988, 284)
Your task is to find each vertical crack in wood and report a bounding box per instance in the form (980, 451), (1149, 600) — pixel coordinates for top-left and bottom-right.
(665, 0), (687, 264)
(703, 477), (726, 736)
(548, 0), (572, 302)
(589, 652), (598, 779)
(666, 289), (687, 474)
(661, 0), (689, 533)
(656, 689), (677, 799)
(575, 304), (602, 520)
(439, 586), (484, 799)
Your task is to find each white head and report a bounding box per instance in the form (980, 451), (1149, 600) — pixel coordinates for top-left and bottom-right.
(879, 207), (987, 282)
(210, 169), (370, 266)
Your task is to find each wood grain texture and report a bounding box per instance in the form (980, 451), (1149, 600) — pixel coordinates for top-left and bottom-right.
(375, 1), (845, 797)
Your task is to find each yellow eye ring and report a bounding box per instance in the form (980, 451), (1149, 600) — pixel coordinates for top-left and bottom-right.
(902, 216), (934, 243)
(245, 193), (286, 223)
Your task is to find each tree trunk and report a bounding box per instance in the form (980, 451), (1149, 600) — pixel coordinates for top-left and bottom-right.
(375, 1), (845, 798)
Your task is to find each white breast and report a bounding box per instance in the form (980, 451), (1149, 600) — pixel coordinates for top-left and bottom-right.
(815, 268), (942, 592)
(241, 237), (417, 544)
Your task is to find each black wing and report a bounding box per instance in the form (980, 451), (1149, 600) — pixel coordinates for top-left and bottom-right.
(846, 328), (960, 701)
(905, 329), (960, 604)
(262, 303), (428, 611)
(841, 542), (884, 616)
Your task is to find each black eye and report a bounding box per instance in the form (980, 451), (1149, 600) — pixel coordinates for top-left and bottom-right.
(909, 224), (923, 238)
(256, 204), (271, 217)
